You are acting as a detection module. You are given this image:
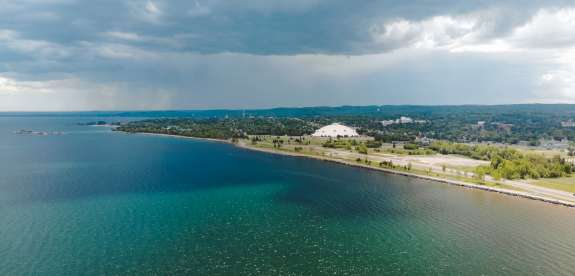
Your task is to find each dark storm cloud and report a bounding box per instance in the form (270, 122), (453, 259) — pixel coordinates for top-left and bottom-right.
(2, 0), (573, 55)
(1, 0), (575, 110)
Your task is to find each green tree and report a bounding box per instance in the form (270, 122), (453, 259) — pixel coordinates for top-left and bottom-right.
(357, 144), (368, 154)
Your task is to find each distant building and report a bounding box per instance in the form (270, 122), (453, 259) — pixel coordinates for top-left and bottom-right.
(491, 122), (513, 132)
(398, 116), (413, 124)
(415, 136), (434, 146)
(381, 120), (395, 126)
(312, 123), (359, 138)
(517, 141), (530, 147)
(561, 120), (575, 127)
(540, 138), (570, 150)
(381, 116), (426, 127)
(391, 141), (409, 146)
(472, 121), (486, 130)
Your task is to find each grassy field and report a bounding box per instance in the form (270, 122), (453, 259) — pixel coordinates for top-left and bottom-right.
(528, 177), (575, 193)
(508, 144), (569, 158)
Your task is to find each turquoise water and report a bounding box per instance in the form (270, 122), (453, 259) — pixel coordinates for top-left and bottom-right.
(1, 116), (575, 275)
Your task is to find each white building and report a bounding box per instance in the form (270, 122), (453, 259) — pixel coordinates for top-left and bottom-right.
(381, 120), (395, 126)
(398, 116), (413, 124)
(312, 123), (359, 137)
(561, 120), (575, 127)
(382, 116), (427, 127)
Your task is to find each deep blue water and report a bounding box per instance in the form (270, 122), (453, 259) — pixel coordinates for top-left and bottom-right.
(1, 116), (575, 275)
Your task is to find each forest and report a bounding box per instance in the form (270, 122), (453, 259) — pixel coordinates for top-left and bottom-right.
(116, 118), (318, 139)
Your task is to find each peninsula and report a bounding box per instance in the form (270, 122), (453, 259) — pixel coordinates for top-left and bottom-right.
(113, 105), (575, 207)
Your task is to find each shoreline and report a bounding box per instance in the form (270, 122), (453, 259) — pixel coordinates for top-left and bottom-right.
(123, 131), (575, 208)
(236, 143), (575, 208)
(134, 132), (235, 144)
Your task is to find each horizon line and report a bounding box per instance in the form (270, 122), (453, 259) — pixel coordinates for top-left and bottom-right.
(2, 102), (575, 113)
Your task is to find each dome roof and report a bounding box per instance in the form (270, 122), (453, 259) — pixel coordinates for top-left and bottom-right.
(312, 123), (359, 137)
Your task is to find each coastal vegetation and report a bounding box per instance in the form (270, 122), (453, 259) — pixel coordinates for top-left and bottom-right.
(322, 138), (356, 149)
(117, 118), (317, 139)
(430, 141), (574, 180)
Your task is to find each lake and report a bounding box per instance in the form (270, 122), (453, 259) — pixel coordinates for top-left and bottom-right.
(1, 115), (574, 275)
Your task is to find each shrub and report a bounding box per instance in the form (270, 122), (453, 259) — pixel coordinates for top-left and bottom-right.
(403, 143), (419, 150)
(366, 140), (382, 148)
(356, 144), (368, 154)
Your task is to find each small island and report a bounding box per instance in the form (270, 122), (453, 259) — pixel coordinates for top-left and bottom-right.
(79, 121), (123, 127)
(14, 129), (64, 136)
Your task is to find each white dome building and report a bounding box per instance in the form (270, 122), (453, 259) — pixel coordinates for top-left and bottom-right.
(312, 123), (359, 138)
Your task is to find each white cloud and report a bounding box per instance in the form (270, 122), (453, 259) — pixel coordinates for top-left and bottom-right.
(449, 40), (517, 53)
(128, 0), (164, 23)
(0, 29), (72, 58)
(145, 0), (160, 15)
(533, 70), (575, 102)
(370, 15), (486, 52)
(0, 74), (174, 111)
(533, 48), (575, 102)
(91, 43), (158, 60)
(511, 8), (575, 48)
(187, 0), (211, 17)
(101, 31), (186, 48)
(0, 75), (57, 95)
(370, 7), (575, 53)
(104, 31), (142, 41)
(423, 8), (575, 104)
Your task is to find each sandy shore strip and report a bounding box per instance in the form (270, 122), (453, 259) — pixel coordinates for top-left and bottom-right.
(135, 132), (234, 144)
(121, 131), (575, 208)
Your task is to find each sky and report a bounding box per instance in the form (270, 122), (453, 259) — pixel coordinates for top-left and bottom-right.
(1, 0), (575, 111)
